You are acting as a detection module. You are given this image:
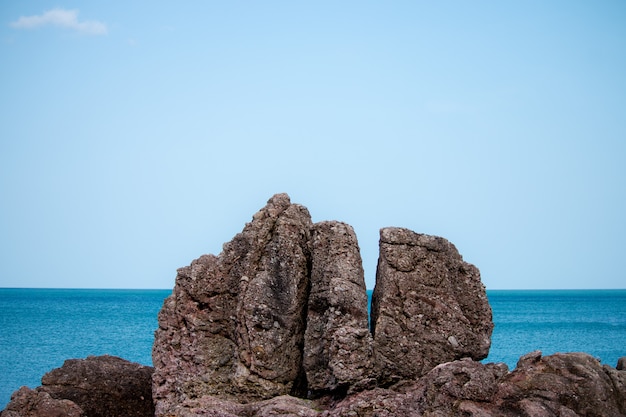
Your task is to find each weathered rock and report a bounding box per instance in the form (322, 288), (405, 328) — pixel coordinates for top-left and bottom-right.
(319, 359), (508, 417)
(618, 356), (626, 371)
(370, 227), (493, 384)
(1, 356), (153, 417)
(495, 351), (626, 416)
(323, 353), (626, 417)
(152, 193), (314, 414)
(1, 387), (84, 417)
(152, 194), (498, 415)
(149, 394), (319, 417)
(41, 355), (154, 417)
(304, 221), (373, 395)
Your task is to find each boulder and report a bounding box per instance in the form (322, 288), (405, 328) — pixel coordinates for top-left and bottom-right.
(370, 227), (493, 384)
(40, 355), (154, 417)
(303, 221), (373, 395)
(1, 356), (153, 417)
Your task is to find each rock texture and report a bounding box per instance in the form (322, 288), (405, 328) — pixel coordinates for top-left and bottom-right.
(1, 355), (153, 417)
(371, 227), (493, 385)
(318, 352), (626, 417)
(304, 221), (373, 395)
(1, 387), (84, 417)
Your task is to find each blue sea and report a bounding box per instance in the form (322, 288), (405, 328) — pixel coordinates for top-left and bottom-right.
(1, 288), (625, 409)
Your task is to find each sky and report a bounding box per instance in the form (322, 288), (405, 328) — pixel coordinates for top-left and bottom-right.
(1, 1), (625, 290)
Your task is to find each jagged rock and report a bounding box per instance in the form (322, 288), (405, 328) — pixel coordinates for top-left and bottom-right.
(1, 387), (84, 417)
(618, 356), (626, 370)
(370, 227), (493, 384)
(152, 194), (314, 414)
(304, 221), (373, 394)
(1, 356), (153, 417)
(41, 355), (154, 417)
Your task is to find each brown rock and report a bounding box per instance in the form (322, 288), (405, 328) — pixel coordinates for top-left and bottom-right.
(40, 355), (154, 417)
(370, 227), (493, 384)
(1, 387), (84, 417)
(152, 194), (314, 414)
(323, 352), (626, 417)
(304, 221), (374, 395)
(496, 351), (626, 416)
(319, 359), (508, 417)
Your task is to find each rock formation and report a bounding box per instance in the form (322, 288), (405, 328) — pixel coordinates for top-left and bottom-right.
(371, 227), (493, 384)
(151, 194), (494, 415)
(1, 355), (153, 417)
(3, 194), (625, 417)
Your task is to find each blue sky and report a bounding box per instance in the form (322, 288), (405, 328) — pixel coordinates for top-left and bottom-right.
(1, 1), (625, 289)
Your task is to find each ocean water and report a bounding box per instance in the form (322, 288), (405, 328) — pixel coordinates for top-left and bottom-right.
(1, 288), (625, 409)
(0, 288), (170, 409)
(484, 289), (626, 368)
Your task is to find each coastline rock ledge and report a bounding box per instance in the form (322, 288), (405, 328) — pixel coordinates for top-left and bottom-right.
(2, 193), (625, 417)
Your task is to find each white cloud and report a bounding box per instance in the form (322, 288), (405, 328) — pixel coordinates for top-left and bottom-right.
(10, 8), (107, 35)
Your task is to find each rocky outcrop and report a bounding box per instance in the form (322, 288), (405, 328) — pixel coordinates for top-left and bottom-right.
(371, 227), (493, 385)
(4, 194), (624, 417)
(1, 355), (153, 417)
(151, 194), (494, 415)
(152, 195), (377, 415)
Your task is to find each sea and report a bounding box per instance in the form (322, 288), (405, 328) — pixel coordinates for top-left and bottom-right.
(1, 288), (625, 409)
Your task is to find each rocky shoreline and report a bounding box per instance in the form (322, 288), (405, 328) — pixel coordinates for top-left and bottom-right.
(3, 194), (625, 416)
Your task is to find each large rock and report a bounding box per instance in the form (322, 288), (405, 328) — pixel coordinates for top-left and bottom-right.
(303, 221), (373, 395)
(152, 194), (315, 414)
(40, 355), (154, 417)
(1, 356), (153, 417)
(370, 227), (493, 385)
